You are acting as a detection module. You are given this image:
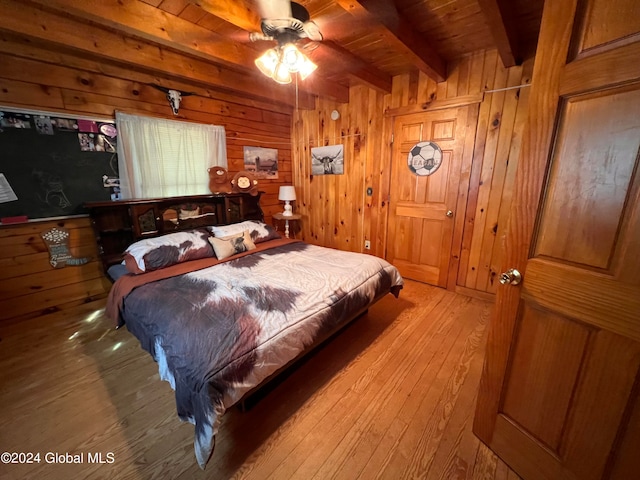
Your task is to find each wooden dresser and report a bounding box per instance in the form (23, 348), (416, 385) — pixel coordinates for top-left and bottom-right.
(85, 193), (263, 274)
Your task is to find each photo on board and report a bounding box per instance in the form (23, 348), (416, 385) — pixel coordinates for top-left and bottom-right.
(34, 116), (54, 135)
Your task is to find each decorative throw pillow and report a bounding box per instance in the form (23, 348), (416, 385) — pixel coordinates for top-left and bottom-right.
(209, 220), (280, 244)
(124, 229), (214, 274)
(208, 230), (256, 260)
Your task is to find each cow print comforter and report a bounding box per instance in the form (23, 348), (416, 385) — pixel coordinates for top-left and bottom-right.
(114, 240), (403, 468)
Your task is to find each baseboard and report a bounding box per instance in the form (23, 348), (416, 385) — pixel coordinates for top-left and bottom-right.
(455, 285), (496, 303)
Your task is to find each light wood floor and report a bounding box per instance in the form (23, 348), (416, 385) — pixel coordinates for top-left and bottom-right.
(0, 280), (521, 480)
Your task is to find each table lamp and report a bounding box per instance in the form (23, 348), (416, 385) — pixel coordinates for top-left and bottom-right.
(278, 185), (296, 217)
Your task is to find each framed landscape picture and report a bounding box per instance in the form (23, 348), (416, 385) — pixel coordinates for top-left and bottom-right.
(243, 146), (278, 179)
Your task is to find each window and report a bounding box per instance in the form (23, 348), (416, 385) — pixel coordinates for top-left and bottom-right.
(116, 112), (227, 198)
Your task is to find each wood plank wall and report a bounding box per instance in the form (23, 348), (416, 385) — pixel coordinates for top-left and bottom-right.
(292, 49), (534, 297)
(0, 35), (293, 322)
(292, 87), (388, 254)
(457, 53), (533, 296)
(0, 218), (110, 322)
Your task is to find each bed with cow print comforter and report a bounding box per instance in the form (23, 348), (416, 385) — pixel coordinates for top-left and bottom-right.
(107, 238), (403, 468)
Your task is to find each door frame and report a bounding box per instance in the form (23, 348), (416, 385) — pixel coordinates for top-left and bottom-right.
(384, 100), (480, 291)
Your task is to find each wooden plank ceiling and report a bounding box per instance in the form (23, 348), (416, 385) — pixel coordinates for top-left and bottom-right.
(0, 0), (543, 108)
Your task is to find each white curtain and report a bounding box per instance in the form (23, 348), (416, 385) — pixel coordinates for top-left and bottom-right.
(116, 112), (227, 198)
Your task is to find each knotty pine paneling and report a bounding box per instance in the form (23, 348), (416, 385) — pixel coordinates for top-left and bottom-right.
(292, 86), (389, 254)
(0, 37), (293, 321)
(0, 218), (110, 322)
(292, 49), (533, 296)
(458, 55), (534, 295)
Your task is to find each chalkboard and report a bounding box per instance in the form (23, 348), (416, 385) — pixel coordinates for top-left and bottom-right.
(0, 108), (119, 220)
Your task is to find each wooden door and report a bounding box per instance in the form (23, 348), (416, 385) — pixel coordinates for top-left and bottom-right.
(387, 107), (470, 287)
(474, 1), (640, 479)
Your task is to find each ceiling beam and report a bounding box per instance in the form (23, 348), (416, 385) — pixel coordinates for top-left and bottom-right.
(476, 0), (519, 67)
(21, 0), (349, 102)
(0, 0), (317, 109)
(311, 41), (392, 93)
(190, 0), (261, 32)
(335, 0), (446, 82)
(32, 0), (255, 70)
(193, 0), (392, 93)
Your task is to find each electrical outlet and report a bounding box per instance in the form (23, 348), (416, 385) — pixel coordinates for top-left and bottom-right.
(364, 240), (371, 250)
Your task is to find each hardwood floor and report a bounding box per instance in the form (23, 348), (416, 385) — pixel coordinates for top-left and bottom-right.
(0, 280), (521, 480)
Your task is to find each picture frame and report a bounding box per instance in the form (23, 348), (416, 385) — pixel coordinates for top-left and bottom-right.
(311, 144), (344, 175)
(243, 146), (279, 179)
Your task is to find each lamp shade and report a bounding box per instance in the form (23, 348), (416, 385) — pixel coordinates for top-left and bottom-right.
(282, 44), (302, 73)
(255, 49), (279, 77)
(255, 43), (318, 83)
(273, 62), (293, 84)
(298, 56), (318, 80)
(278, 185), (296, 201)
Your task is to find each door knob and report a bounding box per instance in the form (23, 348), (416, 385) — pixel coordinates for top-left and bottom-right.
(446, 210), (454, 217)
(499, 268), (522, 285)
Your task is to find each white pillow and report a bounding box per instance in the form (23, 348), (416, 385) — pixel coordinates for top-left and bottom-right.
(124, 229), (213, 274)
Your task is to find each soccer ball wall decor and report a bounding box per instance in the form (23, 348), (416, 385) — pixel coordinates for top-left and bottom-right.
(407, 141), (443, 176)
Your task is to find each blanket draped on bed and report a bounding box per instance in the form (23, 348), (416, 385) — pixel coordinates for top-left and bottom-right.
(107, 239), (403, 468)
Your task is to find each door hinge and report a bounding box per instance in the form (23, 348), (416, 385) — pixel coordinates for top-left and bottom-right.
(390, 133), (394, 145)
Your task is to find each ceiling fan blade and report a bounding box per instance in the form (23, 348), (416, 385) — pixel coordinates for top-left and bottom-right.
(298, 40), (320, 53)
(308, 11), (352, 42)
(256, 0), (292, 19)
(303, 21), (323, 42)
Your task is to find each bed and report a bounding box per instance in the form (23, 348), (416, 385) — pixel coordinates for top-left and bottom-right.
(104, 213), (403, 468)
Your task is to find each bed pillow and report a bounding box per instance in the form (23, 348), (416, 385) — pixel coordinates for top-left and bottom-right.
(209, 220), (281, 244)
(124, 228), (214, 274)
(107, 263), (130, 282)
(208, 230), (256, 260)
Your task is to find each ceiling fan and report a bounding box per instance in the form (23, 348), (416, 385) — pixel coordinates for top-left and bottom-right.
(250, 0), (323, 43)
(249, 0), (323, 84)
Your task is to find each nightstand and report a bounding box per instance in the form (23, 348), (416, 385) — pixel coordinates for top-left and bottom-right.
(272, 213), (301, 239)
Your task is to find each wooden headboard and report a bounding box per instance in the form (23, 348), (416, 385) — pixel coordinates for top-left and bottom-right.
(85, 193), (263, 276)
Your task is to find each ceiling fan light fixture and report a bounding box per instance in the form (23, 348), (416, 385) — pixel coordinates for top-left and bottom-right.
(298, 55), (318, 80)
(273, 62), (293, 84)
(254, 44), (317, 83)
(251, 2), (321, 83)
(282, 43), (302, 72)
(255, 48), (279, 78)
